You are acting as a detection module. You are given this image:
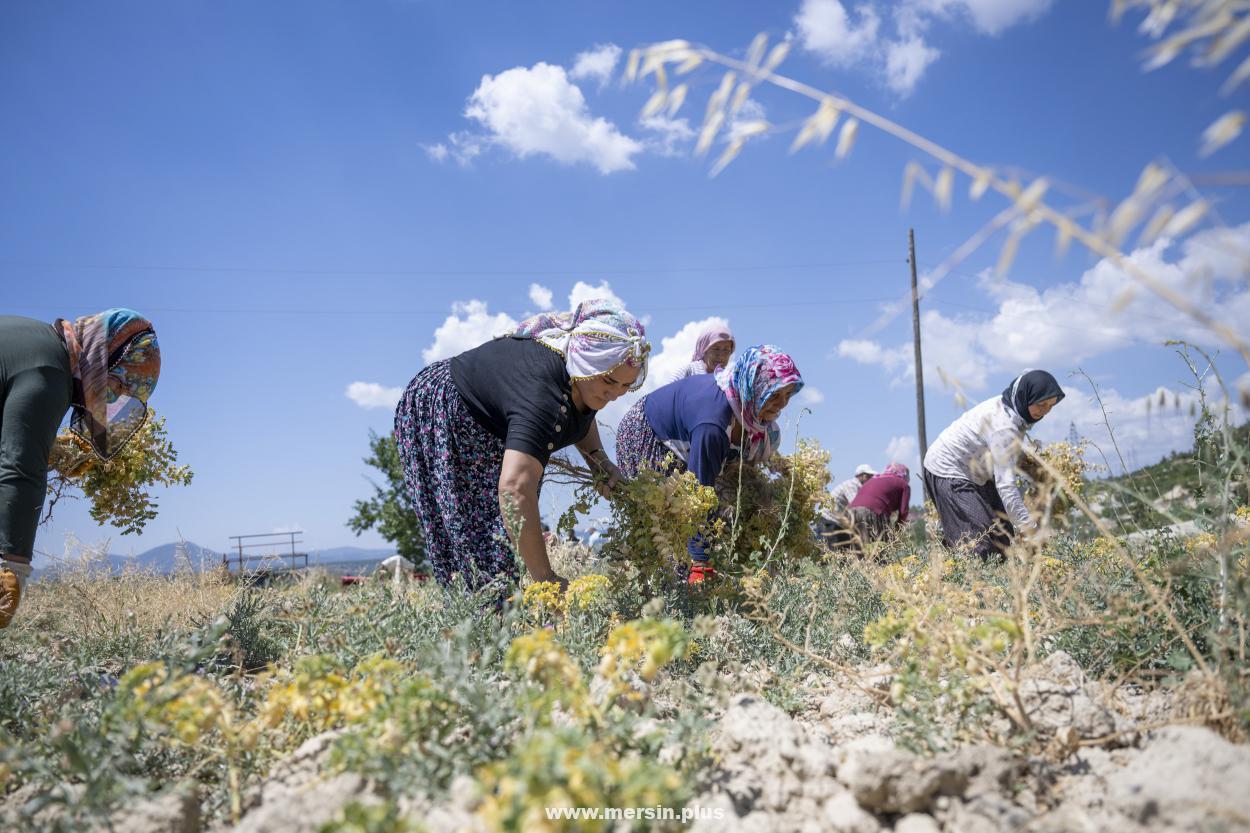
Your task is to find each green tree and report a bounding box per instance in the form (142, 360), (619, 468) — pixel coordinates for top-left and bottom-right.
(347, 431), (426, 569)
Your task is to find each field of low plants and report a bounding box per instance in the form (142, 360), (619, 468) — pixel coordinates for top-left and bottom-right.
(3, 399), (1247, 832)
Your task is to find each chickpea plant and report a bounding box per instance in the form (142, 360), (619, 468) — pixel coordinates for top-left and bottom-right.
(46, 410), (193, 535)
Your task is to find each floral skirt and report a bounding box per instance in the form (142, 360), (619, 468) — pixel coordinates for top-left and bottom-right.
(394, 360), (517, 590)
(615, 397), (685, 480)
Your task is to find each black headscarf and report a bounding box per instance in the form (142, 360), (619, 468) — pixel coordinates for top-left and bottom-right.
(1001, 369), (1065, 426)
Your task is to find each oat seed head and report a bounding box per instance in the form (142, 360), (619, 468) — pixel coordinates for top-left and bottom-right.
(835, 117), (859, 159)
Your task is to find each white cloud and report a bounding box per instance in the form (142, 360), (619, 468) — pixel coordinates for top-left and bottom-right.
(569, 43), (622, 87)
(640, 115), (695, 156)
(884, 434), (919, 469)
(568, 280), (625, 309)
(794, 0), (1054, 96)
(346, 381), (404, 410)
(917, 0), (1055, 36)
(464, 63), (642, 174)
(795, 0), (881, 66)
(838, 339), (892, 366)
(839, 224), (1250, 392)
(884, 36), (941, 96)
(422, 300), (517, 364)
(798, 386), (826, 405)
(529, 283), (554, 310)
(421, 133), (483, 167)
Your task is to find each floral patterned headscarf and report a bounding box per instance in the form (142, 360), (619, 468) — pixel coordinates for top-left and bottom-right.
(714, 344), (803, 462)
(511, 299), (650, 390)
(55, 308), (160, 460)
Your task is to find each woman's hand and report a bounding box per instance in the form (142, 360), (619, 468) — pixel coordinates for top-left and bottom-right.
(586, 451), (627, 498)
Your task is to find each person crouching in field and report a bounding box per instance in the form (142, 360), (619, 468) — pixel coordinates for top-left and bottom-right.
(821, 463), (877, 548)
(616, 345), (803, 584)
(666, 323), (735, 384)
(394, 299), (649, 593)
(847, 463), (912, 550)
(922, 370), (1064, 561)
(1, 310), (161, 628)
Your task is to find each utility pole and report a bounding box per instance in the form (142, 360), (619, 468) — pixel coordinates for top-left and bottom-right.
(909, 228), (930, 501)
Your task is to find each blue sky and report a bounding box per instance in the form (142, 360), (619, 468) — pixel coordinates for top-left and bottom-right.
(3, 0), (1248, 561)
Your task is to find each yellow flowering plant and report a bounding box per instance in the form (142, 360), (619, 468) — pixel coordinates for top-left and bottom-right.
(714, 439), (831, 572)
(1019, 439), (1090, 528)
(259, 653), (406, 737)
(475, 727), (688, 833)
(45, 411), (194, 535)
(505, 629), (590, 722)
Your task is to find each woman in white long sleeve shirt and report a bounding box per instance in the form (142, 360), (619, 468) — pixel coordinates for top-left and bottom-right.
(922, 370), (1064, 561)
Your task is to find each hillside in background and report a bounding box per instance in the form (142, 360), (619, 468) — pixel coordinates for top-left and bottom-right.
(33, 540), (395, 579)
(1084, 420), (1250, 534)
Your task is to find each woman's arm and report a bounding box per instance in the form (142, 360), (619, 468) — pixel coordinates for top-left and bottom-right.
(498, 449), (564, 587)
(897, 482), (911, 525)
(575, 421), (625, 497)
(989, 428), (1032, 530)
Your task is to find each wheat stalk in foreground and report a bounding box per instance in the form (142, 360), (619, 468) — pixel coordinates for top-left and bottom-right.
(625, 3), (1250, 368)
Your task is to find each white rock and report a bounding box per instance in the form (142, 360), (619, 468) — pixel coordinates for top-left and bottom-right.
(823, 792), (880, 833)
(893, 813), (941, 833)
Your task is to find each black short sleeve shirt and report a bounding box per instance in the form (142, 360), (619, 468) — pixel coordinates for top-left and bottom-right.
(449, 337), (597, 466)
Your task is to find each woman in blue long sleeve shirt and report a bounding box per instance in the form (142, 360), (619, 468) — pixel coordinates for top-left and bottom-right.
(616, 345), (803, 583)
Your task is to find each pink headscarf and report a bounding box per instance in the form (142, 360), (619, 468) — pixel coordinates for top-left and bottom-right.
(692, 324), (735, 362)
(883, 463), (910, 479)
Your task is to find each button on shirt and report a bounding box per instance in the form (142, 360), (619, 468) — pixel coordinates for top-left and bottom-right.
(923, 395), (1032, 529)
(450, 337), (596, 466)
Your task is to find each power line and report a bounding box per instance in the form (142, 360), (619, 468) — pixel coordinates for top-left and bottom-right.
(2, 295), (903, 318)
(0, 257), (905, 278)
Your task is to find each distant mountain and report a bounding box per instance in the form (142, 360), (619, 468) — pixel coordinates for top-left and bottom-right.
(134, 541), (224, 571)
(32, 541), (395, 580)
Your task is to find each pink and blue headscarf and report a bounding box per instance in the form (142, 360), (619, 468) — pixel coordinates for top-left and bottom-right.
(714, 344), (803, 462)
(511, 298), (650, 390)
(55, 308), (161, 460)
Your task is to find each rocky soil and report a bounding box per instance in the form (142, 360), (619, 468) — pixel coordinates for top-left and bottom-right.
(13, 651), (1249, 833)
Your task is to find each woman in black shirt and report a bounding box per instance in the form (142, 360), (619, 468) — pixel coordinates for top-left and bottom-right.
(394, 299), (649, 592)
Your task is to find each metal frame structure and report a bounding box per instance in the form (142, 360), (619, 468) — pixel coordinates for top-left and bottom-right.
(224, 531), (308, 573)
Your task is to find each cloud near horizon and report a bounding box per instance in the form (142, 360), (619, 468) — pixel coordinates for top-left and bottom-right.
(345, 381), (405, 410)
(838, 224), (1250, 392)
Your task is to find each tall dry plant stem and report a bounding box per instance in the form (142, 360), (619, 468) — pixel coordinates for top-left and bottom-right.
(634, 42), (1250, 365)
(1024, 447), (1213, 675)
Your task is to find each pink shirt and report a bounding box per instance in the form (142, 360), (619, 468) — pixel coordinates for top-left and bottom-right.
(848, 475), (911, 523)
